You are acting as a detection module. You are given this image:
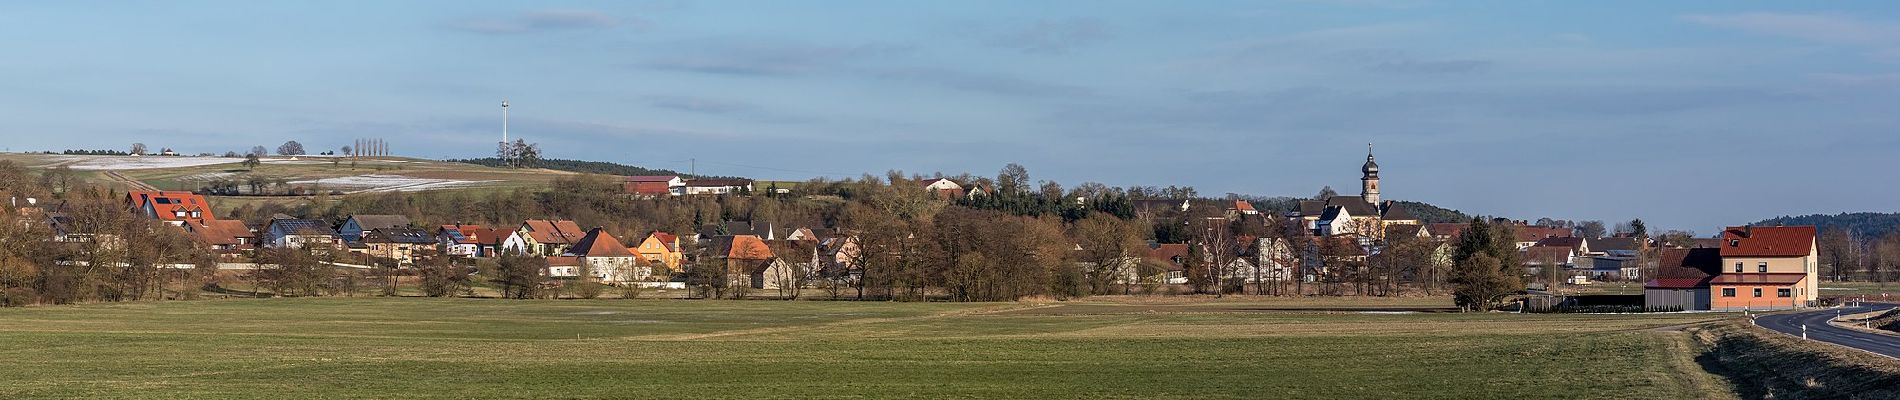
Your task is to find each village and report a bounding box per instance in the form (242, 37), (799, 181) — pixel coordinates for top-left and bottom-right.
(4, 148), (1822, 314)
(12, 3), (1900, 398)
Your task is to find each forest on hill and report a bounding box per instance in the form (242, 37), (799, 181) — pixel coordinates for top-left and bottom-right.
(1753, 212), (1900, 240)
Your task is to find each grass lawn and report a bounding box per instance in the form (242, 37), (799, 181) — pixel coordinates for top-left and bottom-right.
(0, 298), (1733, 399)
(1818, 281), (1900, 297)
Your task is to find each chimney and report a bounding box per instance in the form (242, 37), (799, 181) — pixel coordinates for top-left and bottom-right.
(1744, 225), (1752, 238)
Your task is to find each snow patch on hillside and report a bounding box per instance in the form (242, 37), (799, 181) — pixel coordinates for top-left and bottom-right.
(40, 155), (335, 170)
(289, 175), (497, 193)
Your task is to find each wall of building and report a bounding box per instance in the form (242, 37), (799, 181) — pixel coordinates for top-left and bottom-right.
(1722, 254), (1818, 302)
(584, 256), (638, 282)
(1712, 284), (1804, 311)
(1644, 288), (1710, 311)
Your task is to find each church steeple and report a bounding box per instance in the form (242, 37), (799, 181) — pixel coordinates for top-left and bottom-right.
(1361, 143), (1380, 205)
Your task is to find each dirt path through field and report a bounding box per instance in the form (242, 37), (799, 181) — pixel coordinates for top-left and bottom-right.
(105, 171), (158, 191)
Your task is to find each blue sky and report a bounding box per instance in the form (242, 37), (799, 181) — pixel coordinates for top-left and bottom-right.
(4, 0), (1899, 232)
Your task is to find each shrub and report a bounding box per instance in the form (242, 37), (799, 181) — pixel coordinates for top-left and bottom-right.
(573, 281), (605, 299)
(0, 288), (35, 307)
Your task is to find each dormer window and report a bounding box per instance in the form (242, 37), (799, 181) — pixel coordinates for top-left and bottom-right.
(1729, 240), (1739, 247)
(173, 210), (186, 218)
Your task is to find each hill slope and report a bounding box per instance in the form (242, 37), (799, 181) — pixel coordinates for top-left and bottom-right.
(0, 153), (576, 194)
(447, 158), (697, 178)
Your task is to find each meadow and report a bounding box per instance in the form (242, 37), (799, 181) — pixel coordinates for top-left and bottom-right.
(0, 297), (1736, 399)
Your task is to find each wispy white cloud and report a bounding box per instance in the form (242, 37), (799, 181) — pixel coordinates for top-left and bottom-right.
(1685, 13), (1900, 62)
(446, 9), (633, 35)
(639, 40), (908, 76)
(982, 18), (1113, 54)
(1684, 13), (1897, 44)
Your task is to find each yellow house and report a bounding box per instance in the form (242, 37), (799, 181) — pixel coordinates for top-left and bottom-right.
(634, 231), (683, 271)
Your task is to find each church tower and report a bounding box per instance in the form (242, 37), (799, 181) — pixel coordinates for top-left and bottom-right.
(1361, 143), (1380, 205)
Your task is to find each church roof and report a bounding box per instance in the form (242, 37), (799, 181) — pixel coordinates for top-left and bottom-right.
(1299, 196), (1378, 217)
(1379, 201), (1415, 221)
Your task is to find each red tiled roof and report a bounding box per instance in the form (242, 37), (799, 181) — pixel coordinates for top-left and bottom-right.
(625, 181), (673, 195)
(1524, 246), (1573, 262)
(1426, 223), (1467, 239)
(570, 228), (637, 257)
(546, 256), (580, 266)
(441, 224), (490, 245)
(522, 219), (585, 244)
(188, 219), (252, 246)
(127, 190), (215, 223)
(1232, 200), (1255, 212)
(730, 235), (773, 259)
(650, 231), (679, 252)
(1711, 273), (1807, 285)
(1719, 226), (1815, 258)
(1145, 244), (1190, 271)
(1514, 226), (1572, 242)
(1657, 248), (1722, 279)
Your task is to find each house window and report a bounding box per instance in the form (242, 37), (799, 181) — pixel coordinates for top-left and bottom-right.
(1753, 288), (1762, 297)
(1777, 288), (1791, 298)
(1730, 239), (1739, 247)
(1757, 262), (1767, 273)
(174, 210), (186, 218)
(1733, 262), (1743, 273)
(1721, 288), (1735, 297)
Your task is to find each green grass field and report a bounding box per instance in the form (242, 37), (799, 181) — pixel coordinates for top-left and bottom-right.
(0, 298), (1735, 399)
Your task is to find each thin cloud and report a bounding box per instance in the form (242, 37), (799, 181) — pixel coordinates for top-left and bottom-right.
(644, 95), (813, 123)
(869, 67), (1094, 97)
(984, 18), (1113, 54)
(1333, 48), (1492, 75)
(446, 9), (632, 35)
(639, 40), (908, 76)
(1366, 59), (1491, 74)
(1684, 13), (1897, 44)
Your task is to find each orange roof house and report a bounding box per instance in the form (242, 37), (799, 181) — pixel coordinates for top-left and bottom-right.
(517, 219), (586, 256)
(711, 235), (775, 260)
(565, 228), (651, 283)
(709, 234), (776, 278)
(568, 228), (637, 258)
(185, 219), (253, 254)
(634, 231), (683, 270)
(126, 190), (215, 225)
(624, 176), (683, 196)
(1711, 226), (1818, 310)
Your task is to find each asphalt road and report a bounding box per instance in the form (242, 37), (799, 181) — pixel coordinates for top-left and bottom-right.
(1754, 304), (1900, 358)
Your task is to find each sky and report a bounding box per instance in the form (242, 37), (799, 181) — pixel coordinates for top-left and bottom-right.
(3, 0), (1899, 233)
